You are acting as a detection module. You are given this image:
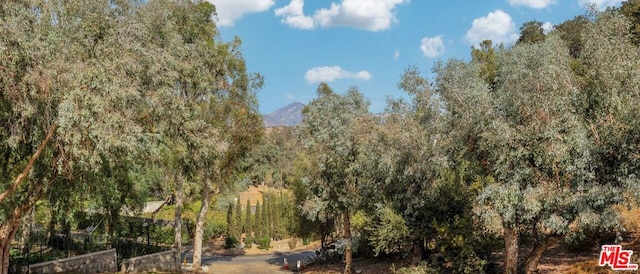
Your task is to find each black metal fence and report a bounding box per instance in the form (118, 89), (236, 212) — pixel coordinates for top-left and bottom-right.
(8, 216), (190, 274)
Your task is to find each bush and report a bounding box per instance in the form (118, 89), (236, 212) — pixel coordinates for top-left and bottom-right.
(243, 237), (253, 248)
(303, 238), (310, 245)
(204, 223), (225, 241)
(391, 263), (440, 274)
(308, 249), (343, 265)
(365, 206), (410, 256)
(225, 236), (238, 249)
(256, 236), (271, 250)
(288, 238), (298, 250)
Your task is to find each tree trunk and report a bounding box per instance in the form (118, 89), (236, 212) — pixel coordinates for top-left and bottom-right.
(504, 226), (519, 274)
(343, 211), (352, 274)
(0, 124), (57, 204)
(174, 174), (184, 271)
(192, 182), (211, 270)
(0, 185), (42, 274)
(0, 221), (19, 274)
(524, 237), (561, 274)
(20, 207), (34, 255)
(411, 238), (424, 265)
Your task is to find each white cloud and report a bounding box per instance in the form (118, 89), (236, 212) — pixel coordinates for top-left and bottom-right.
(578, 0), (623, 10)
(393, 50), (400, 60)
(305, 66), (372, 83)
(286, 93), (295, 100)
(275, 0), (408, 31)
(507, 0), (555, 9)
(207, 0), (275, 27)
(465, 10), (519, 46)
(420, 35), (445, 58)
(542, 22), (554, 34)
(275, 0), (315, 29)
(315, 0), (408, 31)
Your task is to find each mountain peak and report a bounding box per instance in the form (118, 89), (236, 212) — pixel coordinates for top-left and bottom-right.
(262, 102), (305, 127)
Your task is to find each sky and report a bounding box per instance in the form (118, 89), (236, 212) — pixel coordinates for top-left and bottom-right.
(207, 0), (625, 114)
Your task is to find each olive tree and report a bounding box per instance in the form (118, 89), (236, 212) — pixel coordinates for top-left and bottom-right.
(298, 83), (370, 274)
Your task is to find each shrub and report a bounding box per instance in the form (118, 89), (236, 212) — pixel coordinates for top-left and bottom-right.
(204, 223), (225, 241)
(224, 236), (238, 249)
(390, 263), (440, 274)
(243, 237), (253, 248)
(288, 238), (298, 250)
(256, 236), (271, 250)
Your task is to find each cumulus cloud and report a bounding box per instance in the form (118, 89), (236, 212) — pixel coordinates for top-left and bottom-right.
(507, 0), (555, 9)
(274, 0), (315, 29)
(305, 66), (372, 83)
(578, 0), (623, 10)
(207, 0), (275, 27)
(542, 22), (554, 34)
(420, 35), (445, 58)
(465, 10), (518, 46)
(275, 0), (408, 31)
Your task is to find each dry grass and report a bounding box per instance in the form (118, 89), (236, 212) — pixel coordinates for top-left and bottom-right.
(236, 185), (289, 207)
(564, 261), (614, 274)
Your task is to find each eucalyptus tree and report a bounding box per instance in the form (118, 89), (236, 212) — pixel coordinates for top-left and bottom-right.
(0, 1), (262, 272)
(619, 0), (640, 45)
(577, 10), (640, 190)
(476, 35), (591, 273)
(298, 83), (370, 274)
(132, 1), (263, 269)
(353, 66), (493, 272)
(475, 29), (640, 273)
(0, 1), (158, 272)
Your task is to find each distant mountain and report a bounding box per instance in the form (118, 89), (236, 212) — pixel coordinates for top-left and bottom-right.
(262, 102), (305, 127)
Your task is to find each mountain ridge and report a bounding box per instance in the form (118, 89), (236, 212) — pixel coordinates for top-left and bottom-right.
(262, 102), (305, 127)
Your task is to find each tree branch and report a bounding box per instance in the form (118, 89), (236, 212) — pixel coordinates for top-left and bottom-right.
(0, 123), (57, 203)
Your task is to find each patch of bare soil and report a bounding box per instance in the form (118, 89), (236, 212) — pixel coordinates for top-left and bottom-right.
(303, 257), (408, 274)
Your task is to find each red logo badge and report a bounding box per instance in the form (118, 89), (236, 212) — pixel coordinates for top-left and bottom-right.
(599, 245), (638, 270)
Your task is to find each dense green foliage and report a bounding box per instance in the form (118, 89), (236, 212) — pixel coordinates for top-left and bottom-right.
(4, 1), (640, 274)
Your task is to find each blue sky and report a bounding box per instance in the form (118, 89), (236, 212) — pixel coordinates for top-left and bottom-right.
(208, 0), (624, 114)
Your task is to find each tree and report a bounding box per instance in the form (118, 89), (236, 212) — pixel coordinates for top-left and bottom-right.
(577, 10), (640, 204)
(254, 201), (262, 237)
(553, 16), (590, 58)
(244, 199), (252, 234)
(619, 0), (640, 45)
(298, 83), (370, 274)
(516, 20), (546, 45)
(476, 27), (638, 272)
(262, 194), (270, 237)
(470, 40), (503, 89)
(234, 198), (242, 236)
(0, 1), (159, 272)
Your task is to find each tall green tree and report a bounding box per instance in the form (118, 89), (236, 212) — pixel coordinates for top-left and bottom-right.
(516, 20), (547, 44)
(298, 83), (370, 274)
(619, 0), (640, 45)
(553, 15), (590, 59)
(470, 40), (503, 89)
(253, 201), (262, 237)
(0, 1), (156, 272)
(244, 199), (252, 234)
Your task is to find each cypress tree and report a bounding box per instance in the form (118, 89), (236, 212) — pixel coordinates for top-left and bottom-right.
(253, 201), (262, 237)
(244, 199), (252, 235)
(234, 198), (242, 237)
(262, 195), (270, 237)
